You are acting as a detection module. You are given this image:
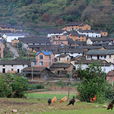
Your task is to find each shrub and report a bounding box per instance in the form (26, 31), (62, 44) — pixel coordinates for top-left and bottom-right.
(77, 63), (113, 103)
(0, 74), (29, 98)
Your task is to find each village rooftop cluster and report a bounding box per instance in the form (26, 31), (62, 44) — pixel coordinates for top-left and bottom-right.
(0, 23), (114, 83)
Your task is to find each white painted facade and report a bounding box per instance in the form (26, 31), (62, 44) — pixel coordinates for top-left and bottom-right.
(68, 53), (82, 57)
(56, 55), (71, 63)
(55, 53), (82, 58)
(86, 55), (114, 63)
(0, 64), (28, 73)
(2, 33), (25, 42)
(77, 30), (101, 38)
(47, 31), (67, 37)
(72, 62), (114, 73)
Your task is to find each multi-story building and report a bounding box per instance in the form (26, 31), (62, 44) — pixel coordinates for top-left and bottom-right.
(35, 51), (55, 68)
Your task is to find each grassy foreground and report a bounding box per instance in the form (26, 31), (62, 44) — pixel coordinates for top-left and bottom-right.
(0, 97), (114, 114)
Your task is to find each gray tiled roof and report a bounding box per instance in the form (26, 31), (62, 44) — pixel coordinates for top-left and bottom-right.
(19, 36), (50, 44)
(0, 59), (30, 65)
(74, 56), (112, 66)
(86, 49), (114, 55)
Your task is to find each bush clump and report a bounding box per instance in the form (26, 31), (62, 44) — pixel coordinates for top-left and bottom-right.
(0, 74), (28, 98)
(77, 63), (114, 103)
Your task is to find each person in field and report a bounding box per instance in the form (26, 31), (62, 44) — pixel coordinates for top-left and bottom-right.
(107, 99), (114, 110)
(67, 96), (75, 106)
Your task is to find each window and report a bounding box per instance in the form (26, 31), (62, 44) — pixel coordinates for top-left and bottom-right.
(39, 61), (43, 65)
(39, 55), (43, 59)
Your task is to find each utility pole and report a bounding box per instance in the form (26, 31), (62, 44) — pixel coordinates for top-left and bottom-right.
(31, 67), (34, 81)
(67, 73), (72, 99)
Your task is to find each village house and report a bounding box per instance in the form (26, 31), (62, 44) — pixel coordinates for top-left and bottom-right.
(50, 63), (74, 77)
(86, 37), (114, 46)
(100, 31), (108, 37)
(68, 38), (86, 47)
(56, 54), (72, 63)
(50, 35), (68, 46)
(22, 67), (56, 80)
(68, 31), (87, 42)
(2, 33), (27, 42)
(62, 23), (91, 31)
(71, 56), (114, 73)
(86, 49), (114, 63)
(0, 25), (22, 32)
(19, 36), (51, 51)
(0, 59), (30, 73)
(35, 50), (55, 68)
(47, 29), (66, 37)
(77, 30), (101, 38)
(106, 70), (114, 84)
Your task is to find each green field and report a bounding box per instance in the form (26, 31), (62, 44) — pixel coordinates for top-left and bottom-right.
(26, 92), (75, 99)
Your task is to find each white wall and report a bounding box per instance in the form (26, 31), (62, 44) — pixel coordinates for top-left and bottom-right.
(0, 65), (28, 73)
(73, 63), (114, 73)
(86, 55), (114, 63)
(3, 34), (25, 42)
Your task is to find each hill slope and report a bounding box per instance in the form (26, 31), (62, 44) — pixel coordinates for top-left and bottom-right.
(0, 0), (114, 33)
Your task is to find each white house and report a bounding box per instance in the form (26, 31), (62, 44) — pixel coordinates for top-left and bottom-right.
(77, 30), (101, 38)
(86, 49), (114, 63)
(0, 60), (30, 73)
(47, 31), (67, 37)
(2, 33), (27, 42)
(71, 56), (114, 73)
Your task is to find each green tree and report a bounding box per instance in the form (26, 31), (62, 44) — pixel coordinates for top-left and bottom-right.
(77, 63), (114, 103)
(0, 74), (29, 98)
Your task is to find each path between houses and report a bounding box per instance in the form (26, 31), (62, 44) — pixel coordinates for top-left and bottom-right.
(7, 43), (19, 59)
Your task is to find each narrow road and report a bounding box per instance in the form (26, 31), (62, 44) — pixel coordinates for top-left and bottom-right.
(7, 43), (19, 59)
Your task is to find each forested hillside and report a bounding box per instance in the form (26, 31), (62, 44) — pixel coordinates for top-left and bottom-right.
(0, 0), (114, 33)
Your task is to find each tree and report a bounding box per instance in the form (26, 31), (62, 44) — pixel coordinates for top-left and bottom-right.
(77, 63), (114, 103)
(0, 74), (29, 98)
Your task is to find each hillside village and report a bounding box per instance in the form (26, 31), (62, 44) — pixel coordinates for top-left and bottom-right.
(0, 23), (114, 84)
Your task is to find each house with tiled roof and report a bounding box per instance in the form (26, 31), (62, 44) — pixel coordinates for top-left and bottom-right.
(71, 56), (114, 73)
(56, 54), (72, 63)
(86, 37), (114, 46)
(50, 63), (74, 77)
(0, 59), (30, 73)
(35, 50), (55, 68)
(86, 49), (114, 63)
(62, 23), (91, 31)
(50, 35), (68, 46)
(68, 31), (87, 42)
(77, 30), (101, 38)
